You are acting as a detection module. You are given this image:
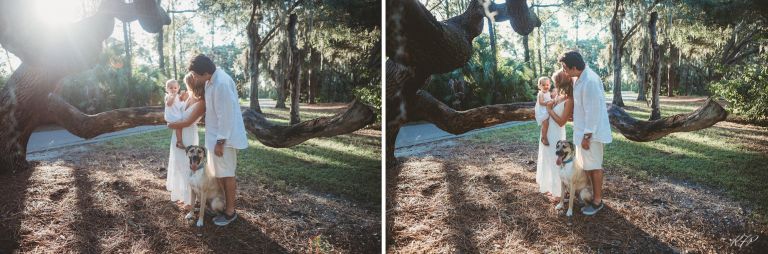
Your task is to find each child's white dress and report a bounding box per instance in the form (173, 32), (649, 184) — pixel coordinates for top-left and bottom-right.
(164, 95), (200, 206)
(535, 91), (552, 125)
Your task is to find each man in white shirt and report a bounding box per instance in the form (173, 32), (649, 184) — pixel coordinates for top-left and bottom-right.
(188, 54), (249, 226)
(559, 51), (612, 216)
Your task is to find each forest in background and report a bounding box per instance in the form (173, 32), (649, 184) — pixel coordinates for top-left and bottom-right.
(0, 0), (381, 116)
(421, 0), (766, 121)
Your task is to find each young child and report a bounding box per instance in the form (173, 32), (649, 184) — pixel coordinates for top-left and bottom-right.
(164, 79), (189, 149)
(535, 77), (553, 145)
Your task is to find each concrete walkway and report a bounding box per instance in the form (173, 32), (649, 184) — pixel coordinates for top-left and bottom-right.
(395, 121), (530, 149)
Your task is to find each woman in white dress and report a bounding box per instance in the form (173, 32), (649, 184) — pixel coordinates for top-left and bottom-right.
(166, 73), (206, 211)
(536, 70), (574, 204)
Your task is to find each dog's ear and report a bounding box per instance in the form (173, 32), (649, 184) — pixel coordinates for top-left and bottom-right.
(567, 141), (575, 149)
(186, 145), (194, 153)
(201, 147), (207, 155)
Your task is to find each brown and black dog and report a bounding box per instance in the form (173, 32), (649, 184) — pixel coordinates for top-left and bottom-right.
(185, 145), (225, 227)
(555, 140), (593, 217)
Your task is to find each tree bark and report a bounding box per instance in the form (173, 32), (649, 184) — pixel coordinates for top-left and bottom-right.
(408, 90), (535, 134)
(287, 13), (301, 125)
(275, 41), (288, 109)
(636, 42), (648, 101)
(667, 44), (678, 97)
(122, 21), (133, 80)
(609, 98), (727, 142)
(247, 0), (263, 113)
(157, 26), (165, 75)
(610, 0), (625, 107)
(308, 47), (320, 104)
(486, 14), (498, 104)
(649, 11), (661, 120)
(385, 0), (540, 74)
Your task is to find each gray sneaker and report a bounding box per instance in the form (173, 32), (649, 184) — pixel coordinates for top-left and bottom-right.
(213, 212), (237, 226)
(582, 201), (604, 216)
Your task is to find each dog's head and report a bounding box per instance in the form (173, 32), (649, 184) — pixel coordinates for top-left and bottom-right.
(555, 140), (574, 166)
(186, 145), (206, 171)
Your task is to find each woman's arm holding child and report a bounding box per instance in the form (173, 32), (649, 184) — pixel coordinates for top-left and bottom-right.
(168, 102), (206, 129)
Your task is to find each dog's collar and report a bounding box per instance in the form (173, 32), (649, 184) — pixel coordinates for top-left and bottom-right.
(562, 157), (573, 164)
(191, 164), (204, 172)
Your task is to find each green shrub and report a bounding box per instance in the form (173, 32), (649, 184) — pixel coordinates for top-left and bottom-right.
(710, 58), (768, 121)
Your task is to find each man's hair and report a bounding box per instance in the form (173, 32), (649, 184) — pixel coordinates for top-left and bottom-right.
(187, 54), (216, 75)
(558, 51), (585, 71)
(537, 77), (550, 86)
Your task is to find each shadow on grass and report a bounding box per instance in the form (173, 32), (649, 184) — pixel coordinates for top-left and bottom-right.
(605, 128), (768, 214)
(240, 141), (380, 209)
(0, 166), (33, 252)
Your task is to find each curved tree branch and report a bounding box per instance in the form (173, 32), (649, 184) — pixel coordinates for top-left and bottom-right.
(243, 100), (376, 148)
(608, 98), (728, 142)
(409, 90), (535, 135)
(47, 93), (376, 148)
(408, 90), (728, 141)
(48, 93), (166, 139)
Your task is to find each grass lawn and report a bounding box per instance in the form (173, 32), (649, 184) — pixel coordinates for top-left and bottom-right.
(100, 106), (381, 209)
(468, 97), (768, 222)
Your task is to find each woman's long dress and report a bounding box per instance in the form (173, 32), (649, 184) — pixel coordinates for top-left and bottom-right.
(535, 101), (567, 197)
(166, 101), (201, 205)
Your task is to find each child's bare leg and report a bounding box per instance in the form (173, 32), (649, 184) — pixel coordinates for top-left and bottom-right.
(175, 129), (185, 149)
(541, 119), (550, 146)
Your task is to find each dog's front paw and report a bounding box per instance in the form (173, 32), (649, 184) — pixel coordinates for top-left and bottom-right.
(196, 219), (204, 227)
(555, 203), (564, 210)
(566, 209), (573, 217)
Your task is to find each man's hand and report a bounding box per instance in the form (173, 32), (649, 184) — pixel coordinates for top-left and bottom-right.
(167, 122), (180, 129)
(581, 137), (590, 150)
(215, 143), (224, 157)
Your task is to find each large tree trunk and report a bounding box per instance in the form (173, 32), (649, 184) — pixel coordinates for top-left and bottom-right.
(636, 42), (648, 101)
(486, 14), (498, 104)
(247, 0), (263, 113)
(610, 0), (625, 107)
(275, 41), (288, 109)
(667, 44), (678, 97)
(122, 21), (132, 79)
(157, 27), (165, 75)
(649, 11), (661, 120)
(287, 13), (301, 125)
(308, 47), (320, 104)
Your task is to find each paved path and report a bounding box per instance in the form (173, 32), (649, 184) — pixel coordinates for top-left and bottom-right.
(27, 125), (166, 154)
(395, 121), (530, 149)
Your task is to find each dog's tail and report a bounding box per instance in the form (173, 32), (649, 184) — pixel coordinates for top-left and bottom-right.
(211, 197), (225, 213)
(580, 188), (593, 203)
